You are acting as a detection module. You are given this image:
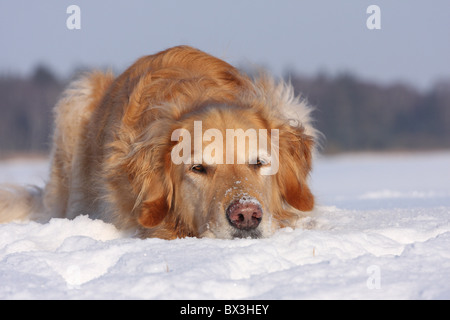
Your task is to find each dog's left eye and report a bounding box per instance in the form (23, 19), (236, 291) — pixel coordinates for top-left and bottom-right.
(254, 158), (266, 167)
(191, 164), (206, 174)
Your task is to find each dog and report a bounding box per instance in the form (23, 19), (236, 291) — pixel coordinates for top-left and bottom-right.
(0, 46), (318, 239)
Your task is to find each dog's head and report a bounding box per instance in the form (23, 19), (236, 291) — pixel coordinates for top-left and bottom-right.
(105, 46), (316, 239)
(127, 103), (314, 239)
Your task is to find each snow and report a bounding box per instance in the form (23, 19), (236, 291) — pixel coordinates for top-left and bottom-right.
(0, 152), (449, 299)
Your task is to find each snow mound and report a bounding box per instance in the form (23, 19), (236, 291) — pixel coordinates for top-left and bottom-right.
(0, 152), (449, 299)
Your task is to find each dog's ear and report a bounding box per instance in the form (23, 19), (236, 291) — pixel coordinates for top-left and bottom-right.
(138, 194), (169, 228)
(280, 171), (314, 212)
(117, 135), (174, 229)
(277, 126), (315, 212)
(136, 150), (174, 228)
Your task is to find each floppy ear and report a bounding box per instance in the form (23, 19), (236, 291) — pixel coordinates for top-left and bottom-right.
(136, 150), (174, 228)
(138, 194), (169, 228)
(277, 126), (315, 212)
(115, 128), (173, 229)
(280, 171), (314, 212)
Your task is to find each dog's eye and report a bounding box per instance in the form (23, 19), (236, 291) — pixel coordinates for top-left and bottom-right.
(256, 158), (266, 166)
(191, 164), (206, 174)
(251, 158), (266, 168)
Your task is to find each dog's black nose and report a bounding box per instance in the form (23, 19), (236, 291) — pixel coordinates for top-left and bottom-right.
(226, 200), (262, 230)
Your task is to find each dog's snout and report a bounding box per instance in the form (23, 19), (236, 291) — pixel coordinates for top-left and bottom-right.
(226, 200), (262, 230)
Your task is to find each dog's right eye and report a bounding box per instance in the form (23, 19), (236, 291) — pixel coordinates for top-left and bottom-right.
(191, 164), (206, 174)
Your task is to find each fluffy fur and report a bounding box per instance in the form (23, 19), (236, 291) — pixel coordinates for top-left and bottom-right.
(0, 46), (317, 239)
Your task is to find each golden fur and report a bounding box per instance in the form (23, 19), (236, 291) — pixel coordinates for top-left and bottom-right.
(0, 46), (317, 239)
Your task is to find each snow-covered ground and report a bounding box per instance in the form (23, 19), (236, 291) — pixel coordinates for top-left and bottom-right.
(0, 152), (449, 299)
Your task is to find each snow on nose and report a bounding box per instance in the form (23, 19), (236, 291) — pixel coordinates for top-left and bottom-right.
(226, 198), (262, 230)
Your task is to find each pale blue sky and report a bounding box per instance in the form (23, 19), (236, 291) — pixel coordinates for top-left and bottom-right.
(1, 0), (449, 90)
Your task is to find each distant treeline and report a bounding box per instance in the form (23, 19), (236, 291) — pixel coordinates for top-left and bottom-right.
(291, 73), (450, 152)
(0, 65), (449, 156)
(0, 66), (63, 156)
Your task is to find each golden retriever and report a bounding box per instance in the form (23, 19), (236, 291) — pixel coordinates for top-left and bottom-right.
(0, 46), (317, 239)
